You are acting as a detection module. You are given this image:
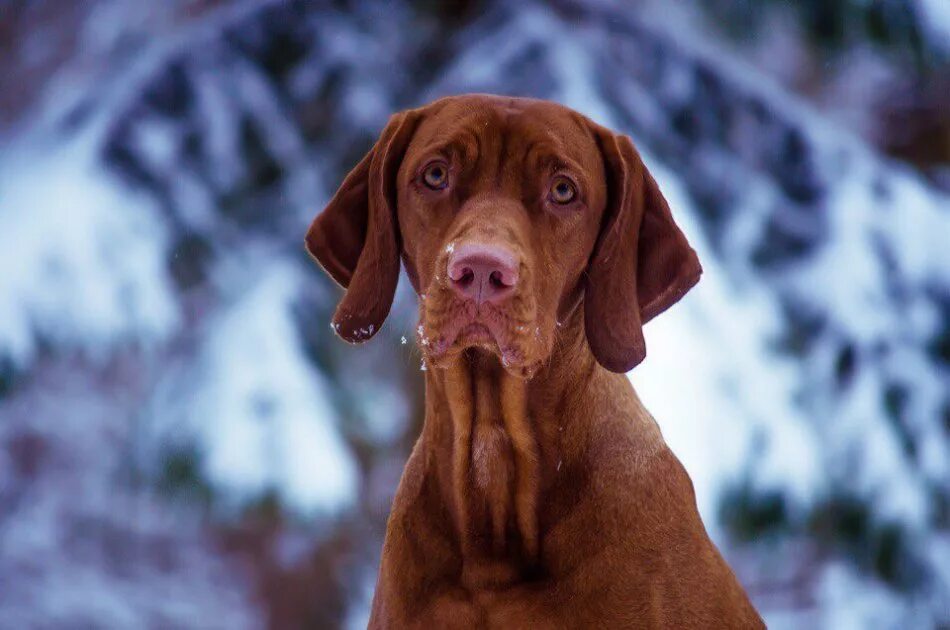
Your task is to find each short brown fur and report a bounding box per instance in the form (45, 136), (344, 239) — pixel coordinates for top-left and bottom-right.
(306, 94), (763, 628)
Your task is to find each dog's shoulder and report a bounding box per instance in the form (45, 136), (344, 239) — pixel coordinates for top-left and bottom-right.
(578, 375), (707, 538)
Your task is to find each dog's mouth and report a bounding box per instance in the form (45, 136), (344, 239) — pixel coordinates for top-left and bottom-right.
(419, 299), (546, 378)
(456, 322), (495, 346)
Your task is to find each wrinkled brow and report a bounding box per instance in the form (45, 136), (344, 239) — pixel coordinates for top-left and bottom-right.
(523, 141), (588, 180)
(407, 129), (481, 174)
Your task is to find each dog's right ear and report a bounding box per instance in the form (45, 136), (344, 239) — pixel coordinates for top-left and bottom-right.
(305, 111), (420, 343)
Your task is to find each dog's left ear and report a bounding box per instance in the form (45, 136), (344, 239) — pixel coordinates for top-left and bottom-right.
(305, 111), (421, 343)
(584, 124), (702, 373)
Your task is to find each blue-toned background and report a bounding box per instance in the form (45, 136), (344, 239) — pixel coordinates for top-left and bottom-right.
(1, 0), (948, 627)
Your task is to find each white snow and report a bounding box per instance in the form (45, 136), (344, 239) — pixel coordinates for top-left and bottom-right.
(165, 260), (359, 517)
(0, 128), (178, 365)
(0, 366), (262, 629)
(917, 0), (950, 52)
(632, 161), (823, 539)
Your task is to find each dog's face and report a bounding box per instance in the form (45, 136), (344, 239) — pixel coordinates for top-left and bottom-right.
(396, 98), (606, 376)
(306, 95), (701, 375)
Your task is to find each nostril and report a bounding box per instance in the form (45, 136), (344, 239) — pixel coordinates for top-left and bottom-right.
(489, 270), (505, 289)
(458, 267), (475, 287)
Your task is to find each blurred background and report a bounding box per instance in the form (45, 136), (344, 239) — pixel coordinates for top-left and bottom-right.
(0, 0), (948, 627)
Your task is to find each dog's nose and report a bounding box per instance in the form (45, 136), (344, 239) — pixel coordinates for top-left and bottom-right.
(447, 243), (519, 305)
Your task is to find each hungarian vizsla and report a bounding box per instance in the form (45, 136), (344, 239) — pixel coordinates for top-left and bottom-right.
(306, 94), (764, 628)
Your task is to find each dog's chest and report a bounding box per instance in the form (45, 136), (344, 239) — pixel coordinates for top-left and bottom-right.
(466, 418), (519, 555)
(436, 355), (542, 588)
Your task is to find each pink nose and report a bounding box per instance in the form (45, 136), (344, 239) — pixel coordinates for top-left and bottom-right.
(447, 243), (519, 305)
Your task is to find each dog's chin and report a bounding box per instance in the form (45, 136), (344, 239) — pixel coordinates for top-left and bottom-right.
(421, 316), (545, 379)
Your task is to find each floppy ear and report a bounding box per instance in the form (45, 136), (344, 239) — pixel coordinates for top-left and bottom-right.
(305, 111), (420, 343)
(584, 126), (702, 372)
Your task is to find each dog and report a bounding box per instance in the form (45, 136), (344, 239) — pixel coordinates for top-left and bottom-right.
(306, 94), (764, 628)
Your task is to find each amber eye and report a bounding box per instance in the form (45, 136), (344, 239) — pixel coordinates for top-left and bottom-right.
(550, 176), (577, 204)
(422, 162), (449, 190)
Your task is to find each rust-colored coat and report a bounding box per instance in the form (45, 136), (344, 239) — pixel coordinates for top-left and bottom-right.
(306, 94), (764, 628)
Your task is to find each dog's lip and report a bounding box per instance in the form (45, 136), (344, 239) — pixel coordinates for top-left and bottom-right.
(458, 322), (493, 339)
(422, 308), (544, 378)
(424, 314), (506, 359)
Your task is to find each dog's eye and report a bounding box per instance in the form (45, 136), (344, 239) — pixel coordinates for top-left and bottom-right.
(422, 162), (449, 190)
(550, 177), (577, 204)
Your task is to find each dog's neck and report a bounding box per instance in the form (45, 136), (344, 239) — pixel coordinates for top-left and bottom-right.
(420, 307), (608, 587)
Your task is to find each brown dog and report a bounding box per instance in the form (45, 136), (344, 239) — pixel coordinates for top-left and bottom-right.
(306, 94), (764, 628)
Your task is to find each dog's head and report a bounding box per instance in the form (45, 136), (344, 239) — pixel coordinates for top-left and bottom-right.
(306, 95), (700, 376)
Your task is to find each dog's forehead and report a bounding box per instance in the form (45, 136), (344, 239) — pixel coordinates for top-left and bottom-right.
(411, 95), (598, 163)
